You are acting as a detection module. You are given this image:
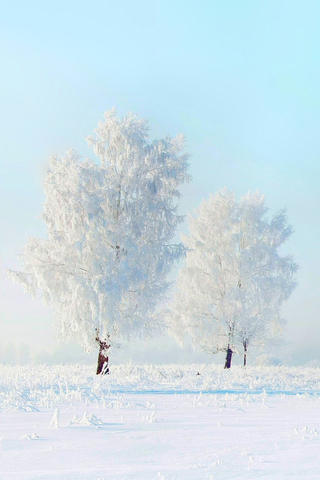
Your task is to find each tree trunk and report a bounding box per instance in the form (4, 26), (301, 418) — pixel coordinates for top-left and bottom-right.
(95, 331), (111, 375)
(243, 342), (247, 367)
(224, 346), (233, 369)
(96, 343), (109, 375)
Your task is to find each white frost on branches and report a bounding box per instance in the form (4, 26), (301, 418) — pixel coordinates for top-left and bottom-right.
(169, 189), (298, 361)
(8, 109), (190, 351)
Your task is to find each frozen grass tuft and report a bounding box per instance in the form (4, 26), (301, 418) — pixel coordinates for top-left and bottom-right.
(1, 363), (320, 410)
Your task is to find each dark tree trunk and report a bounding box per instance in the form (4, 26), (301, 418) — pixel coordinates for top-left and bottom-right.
(224, 346), (233, 369)
(96, 345), (109, 375)
(95, 333), (110, 375)
(243, 342), (247, 367)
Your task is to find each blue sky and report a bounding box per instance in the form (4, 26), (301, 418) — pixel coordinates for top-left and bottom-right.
(1, 0), (320, 364)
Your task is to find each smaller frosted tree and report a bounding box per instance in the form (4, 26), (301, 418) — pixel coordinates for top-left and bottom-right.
(8, 109), (190, 373)
(169, 189), (298, 368)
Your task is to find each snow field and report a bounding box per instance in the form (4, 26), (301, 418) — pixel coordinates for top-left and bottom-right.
(1, 364), (320, 479)
(1, 364), (320, 410)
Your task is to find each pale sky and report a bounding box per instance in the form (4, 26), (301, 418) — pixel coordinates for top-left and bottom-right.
(1, 0), (320, 365)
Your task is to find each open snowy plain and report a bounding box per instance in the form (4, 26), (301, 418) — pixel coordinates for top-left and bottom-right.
(1, 364), (320, 480)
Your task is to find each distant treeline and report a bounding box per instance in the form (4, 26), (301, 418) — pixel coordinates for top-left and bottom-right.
(0, 343), (95, 365)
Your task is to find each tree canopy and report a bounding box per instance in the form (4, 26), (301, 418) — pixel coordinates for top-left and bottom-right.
(9, 109), (190, 353)
(169, 189), (298, 367)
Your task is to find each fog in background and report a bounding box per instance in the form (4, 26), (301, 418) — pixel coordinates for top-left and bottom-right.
(1, 1), (320, 366)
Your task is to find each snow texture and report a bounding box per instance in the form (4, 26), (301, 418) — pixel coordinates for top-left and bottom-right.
(1, 364), (320, 479)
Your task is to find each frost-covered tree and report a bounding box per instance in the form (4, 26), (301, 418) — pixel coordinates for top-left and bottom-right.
(8, 109), (190, 373)
(169, 189), (297, 368)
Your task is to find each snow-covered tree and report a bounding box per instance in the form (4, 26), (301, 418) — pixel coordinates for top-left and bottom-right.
(8, 109), (190, 373)
(169, 189), (298, 368)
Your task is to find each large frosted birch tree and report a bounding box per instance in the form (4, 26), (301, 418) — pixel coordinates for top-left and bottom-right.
(8, 109), (190, 373)
(169, 189), (297, 368)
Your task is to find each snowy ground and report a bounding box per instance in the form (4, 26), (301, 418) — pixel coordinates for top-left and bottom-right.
(1, 364), (320, 479)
